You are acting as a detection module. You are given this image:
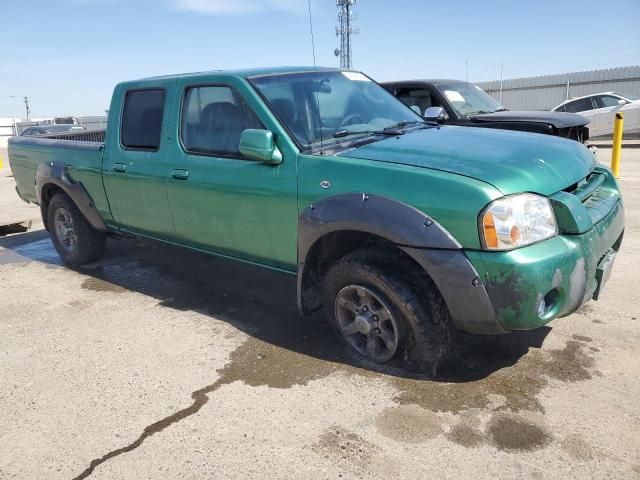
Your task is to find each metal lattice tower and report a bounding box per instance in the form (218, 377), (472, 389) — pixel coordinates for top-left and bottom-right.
(335, 0), (358, 69)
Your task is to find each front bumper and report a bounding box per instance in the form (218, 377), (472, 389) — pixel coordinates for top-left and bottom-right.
(465, 198), (624, 331)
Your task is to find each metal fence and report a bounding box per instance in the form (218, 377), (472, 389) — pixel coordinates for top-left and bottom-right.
(478, 66), (640, 111)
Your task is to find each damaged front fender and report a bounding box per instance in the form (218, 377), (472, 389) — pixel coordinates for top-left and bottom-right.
(466, 198), (624, 331)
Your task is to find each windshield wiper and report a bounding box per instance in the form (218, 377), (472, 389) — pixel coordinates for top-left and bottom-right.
(333, 129), (400, 138)
(332, 119), (439, 139)
(382, 119), (439, 130)
(382, 120), (418, 130)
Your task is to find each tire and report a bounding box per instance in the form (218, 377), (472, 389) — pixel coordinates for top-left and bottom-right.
(322, 249), (452, 375)
(47, 193), (106, 265)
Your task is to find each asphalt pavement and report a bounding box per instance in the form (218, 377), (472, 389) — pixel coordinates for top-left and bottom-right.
(1, 147), (639, 479)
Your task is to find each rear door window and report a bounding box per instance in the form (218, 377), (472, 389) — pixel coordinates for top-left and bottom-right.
(121, 89), (166, 150)
(564, 97), (594, 113)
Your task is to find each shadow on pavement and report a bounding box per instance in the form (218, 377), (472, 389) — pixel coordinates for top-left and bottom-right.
(0, 230), (550, 383)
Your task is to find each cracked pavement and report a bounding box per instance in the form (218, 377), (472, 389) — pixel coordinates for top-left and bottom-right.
(1, 148), (639, 479)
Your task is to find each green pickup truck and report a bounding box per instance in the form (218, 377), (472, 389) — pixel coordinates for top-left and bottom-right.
(8, 67), (624, 373)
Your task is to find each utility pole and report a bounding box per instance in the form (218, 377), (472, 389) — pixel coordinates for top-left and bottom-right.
(499, 63), (504, 103)
(8, 95), (30, 119)
(334, 0), (358, 69)
(23, 96), (30, 119)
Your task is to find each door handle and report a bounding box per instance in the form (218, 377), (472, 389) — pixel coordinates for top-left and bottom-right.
(171, 169), (189, 180)
(113, 163), (127, 173)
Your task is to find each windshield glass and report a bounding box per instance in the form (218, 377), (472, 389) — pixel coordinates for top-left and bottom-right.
(250, 71), (423, 149)
(436, 82), (504, 116)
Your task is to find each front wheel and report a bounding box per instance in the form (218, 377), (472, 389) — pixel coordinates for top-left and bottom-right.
(322, 249), (453, 375)
(47, 193), (106, 265)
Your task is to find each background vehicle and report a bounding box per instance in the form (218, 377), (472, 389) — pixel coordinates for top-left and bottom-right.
(552, 92), (640, 137)
(7, 68), (624, 374)
(52, 116), (80, 125)
(20, 125), (86, 136)
(382, 79), (590, 143)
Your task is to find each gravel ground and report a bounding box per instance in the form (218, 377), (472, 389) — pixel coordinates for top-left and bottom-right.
(0, 147), (639, 479)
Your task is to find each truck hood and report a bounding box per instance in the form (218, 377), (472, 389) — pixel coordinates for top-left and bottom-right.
(339, 126), (597, 196)
(470, 110), (590, 128)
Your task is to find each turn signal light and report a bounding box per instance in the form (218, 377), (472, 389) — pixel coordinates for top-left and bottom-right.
(483, 212), (498, 249)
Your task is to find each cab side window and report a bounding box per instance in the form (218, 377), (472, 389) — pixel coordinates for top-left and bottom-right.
(121, 89), (165, 150)
(181, 85), (263, 159)
(563, 97), (594, 113)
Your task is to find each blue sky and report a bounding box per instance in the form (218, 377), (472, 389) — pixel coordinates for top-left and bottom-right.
(1, 0), (638, 117)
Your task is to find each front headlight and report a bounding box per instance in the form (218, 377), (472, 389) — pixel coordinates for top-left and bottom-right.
(480, 193), (557, 250)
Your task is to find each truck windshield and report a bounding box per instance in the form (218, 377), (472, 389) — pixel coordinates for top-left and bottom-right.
(436, 82), (505, 116)
(250, 71), (424, 150)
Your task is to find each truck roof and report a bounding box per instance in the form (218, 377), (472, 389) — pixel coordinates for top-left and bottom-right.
(134, 66), (343, 83)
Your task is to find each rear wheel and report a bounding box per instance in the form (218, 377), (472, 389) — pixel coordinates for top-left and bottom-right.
(47, 193), (106, 265)
(322, 249), (452, 375)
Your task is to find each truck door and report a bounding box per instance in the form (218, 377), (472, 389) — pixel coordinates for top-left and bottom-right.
(102, 87), (175, 238)
(165, 83), (297, 270)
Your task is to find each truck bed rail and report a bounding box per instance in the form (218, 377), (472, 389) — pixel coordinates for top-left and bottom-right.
(44, 130), (106, 142)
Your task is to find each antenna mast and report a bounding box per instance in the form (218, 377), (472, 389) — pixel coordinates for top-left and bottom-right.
(335, 0), (358, 69)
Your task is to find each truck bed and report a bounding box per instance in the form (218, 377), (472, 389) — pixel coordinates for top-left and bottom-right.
(8, 131), (107, 208)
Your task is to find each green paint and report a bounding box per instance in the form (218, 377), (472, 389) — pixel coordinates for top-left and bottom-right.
(467, 196), (624, 330)
(340, 125), (596, 196)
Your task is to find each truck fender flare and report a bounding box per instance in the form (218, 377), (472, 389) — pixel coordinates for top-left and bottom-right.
(36, 162), (107, 232)
(296, 193), (502, 334)
(298, 193), (461, 259)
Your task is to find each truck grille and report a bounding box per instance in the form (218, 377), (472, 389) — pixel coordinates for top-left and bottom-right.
(564, 170), (620, 226)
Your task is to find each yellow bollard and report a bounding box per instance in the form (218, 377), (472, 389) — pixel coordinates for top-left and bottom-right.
(611, 112), (624, 178)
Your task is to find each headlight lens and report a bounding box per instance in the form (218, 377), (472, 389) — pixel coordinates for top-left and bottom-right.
(481, 193), (557, 250)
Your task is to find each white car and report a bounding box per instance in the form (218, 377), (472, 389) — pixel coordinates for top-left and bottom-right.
(552, 92), (640, 137)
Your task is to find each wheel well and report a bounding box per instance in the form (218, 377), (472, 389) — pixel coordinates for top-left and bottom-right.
(299, 230), (433, 314)
(39, 183), (66, 230)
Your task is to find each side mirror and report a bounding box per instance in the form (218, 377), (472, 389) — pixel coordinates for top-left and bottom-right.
(410, 105), (422, 115)
(617, 99), (627, 106)
(423, 106), (448, 122)
(239, 129), (283, 165)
